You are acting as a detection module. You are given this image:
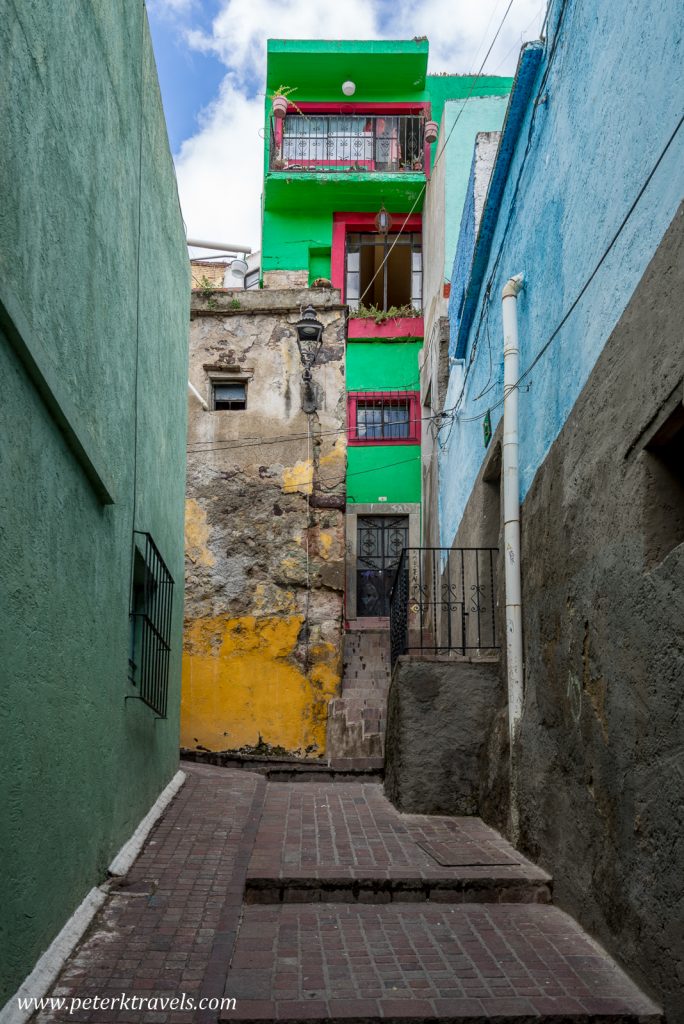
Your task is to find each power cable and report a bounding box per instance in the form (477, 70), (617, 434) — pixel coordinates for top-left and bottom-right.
(355, 0), (518, 310)
(443, 105), (684, 429)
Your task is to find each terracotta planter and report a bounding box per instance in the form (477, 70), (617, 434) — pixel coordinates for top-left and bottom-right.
(424, 120), (439, 145)
(272, 95), (289, 119)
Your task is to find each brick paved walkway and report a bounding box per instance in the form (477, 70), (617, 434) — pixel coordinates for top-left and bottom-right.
(246, 784), (551, 903)
(224, 904), (659, 1021)
(34, 766), (660, 1024)
(36, 766), (265, 1024)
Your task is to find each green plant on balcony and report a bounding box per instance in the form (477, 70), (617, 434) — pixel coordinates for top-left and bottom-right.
(354, 303), (422, 323)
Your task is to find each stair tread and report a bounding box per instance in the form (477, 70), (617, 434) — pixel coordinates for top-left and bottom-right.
(223, 903), (660, 1022)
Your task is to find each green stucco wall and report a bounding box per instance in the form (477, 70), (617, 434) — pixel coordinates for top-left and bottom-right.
(346, 340), (422, 505)
(262, 37), (512, 273)
(347, 340), (423, 391)
(347, 445), (422, 505)
(0, 2), (189, 1006)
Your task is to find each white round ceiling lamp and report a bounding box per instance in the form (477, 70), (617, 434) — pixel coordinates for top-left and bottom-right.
(342, 80), (356, 96)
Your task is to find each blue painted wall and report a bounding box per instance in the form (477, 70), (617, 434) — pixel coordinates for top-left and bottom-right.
(438, 0), (684, 547)
(442, 96), (510, 279)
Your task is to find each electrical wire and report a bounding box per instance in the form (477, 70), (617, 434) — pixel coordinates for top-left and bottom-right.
(186, 407), (440, 455)
(436, 0), (570, 436)
(443, 105), (684, 430)
(354, 0), (518, 311)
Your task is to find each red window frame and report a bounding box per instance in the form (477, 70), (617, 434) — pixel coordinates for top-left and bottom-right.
(347, 391), (421, 446)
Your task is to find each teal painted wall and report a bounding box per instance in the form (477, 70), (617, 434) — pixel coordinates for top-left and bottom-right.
(0, 2), (189, 1006)
(441, 96), (510, 279)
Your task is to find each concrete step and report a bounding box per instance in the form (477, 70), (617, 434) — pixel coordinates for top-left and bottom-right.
(223, 903), (661, 1022)
(245, 783), (552, 906)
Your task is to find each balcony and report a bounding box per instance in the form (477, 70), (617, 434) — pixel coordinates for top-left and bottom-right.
(269, 114), (426, 174)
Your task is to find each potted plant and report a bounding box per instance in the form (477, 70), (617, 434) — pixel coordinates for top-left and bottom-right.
(424, 120), (439, 145)
(271, 85), (297, 119)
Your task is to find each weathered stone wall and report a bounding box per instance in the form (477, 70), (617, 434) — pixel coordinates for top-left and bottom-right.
(263, 269), (309, 289)
(183, 287), (347, 757)
(190, 261), (229, 289)
(515, 203), (684, 1022)
(384, 656), (504, 815)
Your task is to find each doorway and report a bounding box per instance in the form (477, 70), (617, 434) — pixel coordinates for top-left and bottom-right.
(356, 515), (409, 617)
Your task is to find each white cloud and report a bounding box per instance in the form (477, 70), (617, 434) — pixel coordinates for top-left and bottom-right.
(169, 0), (548, 252)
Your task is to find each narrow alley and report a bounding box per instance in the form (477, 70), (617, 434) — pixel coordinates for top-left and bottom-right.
(35, 766), (658, 1023)
(3, 3), (683, 1024)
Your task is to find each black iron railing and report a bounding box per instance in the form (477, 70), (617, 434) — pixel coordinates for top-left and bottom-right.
(269, 114), (426, 173)
(389, 547), (499, 667)
(129, 532), (174, 718)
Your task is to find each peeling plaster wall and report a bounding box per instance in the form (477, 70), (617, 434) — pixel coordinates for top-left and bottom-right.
(183, 288), (347, 756)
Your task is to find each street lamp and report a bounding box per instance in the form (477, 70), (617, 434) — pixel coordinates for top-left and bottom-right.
(294, 305), (324, 380)
(375, 205), (393, 235)
(294, 305), (324, 413)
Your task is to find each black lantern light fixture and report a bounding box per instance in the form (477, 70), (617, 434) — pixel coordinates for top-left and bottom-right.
(375, 204), (392, 235)
(294, 304), (324, 380)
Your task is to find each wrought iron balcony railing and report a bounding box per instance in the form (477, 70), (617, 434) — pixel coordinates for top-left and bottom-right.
(389, 547), (499, 667)
(269, 114), (426, 173)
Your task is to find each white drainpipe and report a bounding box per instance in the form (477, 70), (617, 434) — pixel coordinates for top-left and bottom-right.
(188, 379), (209, 411)
(186, 237), (252, 254)
(501, 273), (524, 838)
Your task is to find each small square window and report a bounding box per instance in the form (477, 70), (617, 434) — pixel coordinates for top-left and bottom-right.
(213, 381), (247, 411)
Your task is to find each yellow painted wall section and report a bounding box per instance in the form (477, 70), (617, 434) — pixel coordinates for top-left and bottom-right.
(184, 498), (215, 567)
(181, 614), (341, 754)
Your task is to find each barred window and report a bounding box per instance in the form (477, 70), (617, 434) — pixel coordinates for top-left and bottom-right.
(357, 399), (410, 440)
(348, 391), (421, 445)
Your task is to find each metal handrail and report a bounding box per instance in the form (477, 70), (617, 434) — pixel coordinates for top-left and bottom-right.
(389, 546), (499, 667)
(269, 114), (426, 173)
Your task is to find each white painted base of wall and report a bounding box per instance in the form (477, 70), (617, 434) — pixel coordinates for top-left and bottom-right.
(109, 770), (185, 876)
(0, 770), (186, 1024)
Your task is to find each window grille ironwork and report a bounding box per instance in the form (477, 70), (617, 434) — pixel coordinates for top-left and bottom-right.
(129, 532), (174, 718)
(345, 232), (422, 312)
(348, 391), (421, 445)
(390, 547), (499, 667)
(356, 515), (409, 617)
(357, 398), (409, 440)
(270, 114), (425, 173)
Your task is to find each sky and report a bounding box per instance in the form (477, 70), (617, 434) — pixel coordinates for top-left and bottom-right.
(147, 0), (548, 258)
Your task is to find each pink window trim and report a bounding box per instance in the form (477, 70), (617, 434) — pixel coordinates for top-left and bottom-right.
(347, 390), (421, 446)
(348, 316), (424, 339)
(331, 212), (423, 295)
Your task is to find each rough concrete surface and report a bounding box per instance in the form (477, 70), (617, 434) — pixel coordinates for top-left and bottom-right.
(384, 656), (505, 815)
(514, 202), (684, 1023)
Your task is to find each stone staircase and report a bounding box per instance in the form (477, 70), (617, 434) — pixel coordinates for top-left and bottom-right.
(227, 779), (662, 1023)
(326, 629), (391, 770)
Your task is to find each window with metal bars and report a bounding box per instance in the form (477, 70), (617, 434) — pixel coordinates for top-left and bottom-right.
(129, 532), (174, 718)
(348, 391), (421, 445)
(345, 232), (422, 312)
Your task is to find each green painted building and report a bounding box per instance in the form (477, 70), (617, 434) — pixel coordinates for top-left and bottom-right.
(0, 2), (189, 1007)
(262, 40), (511, 620)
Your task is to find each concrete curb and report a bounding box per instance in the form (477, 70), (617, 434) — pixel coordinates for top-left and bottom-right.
(108, 769), (186, 876)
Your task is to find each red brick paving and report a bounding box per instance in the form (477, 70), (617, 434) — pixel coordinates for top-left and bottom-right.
(246, 784), (551, 903)
(222, 904), (660, 1021)
(33, 768), (659, 1024)
(36, 766), (265, 1024)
